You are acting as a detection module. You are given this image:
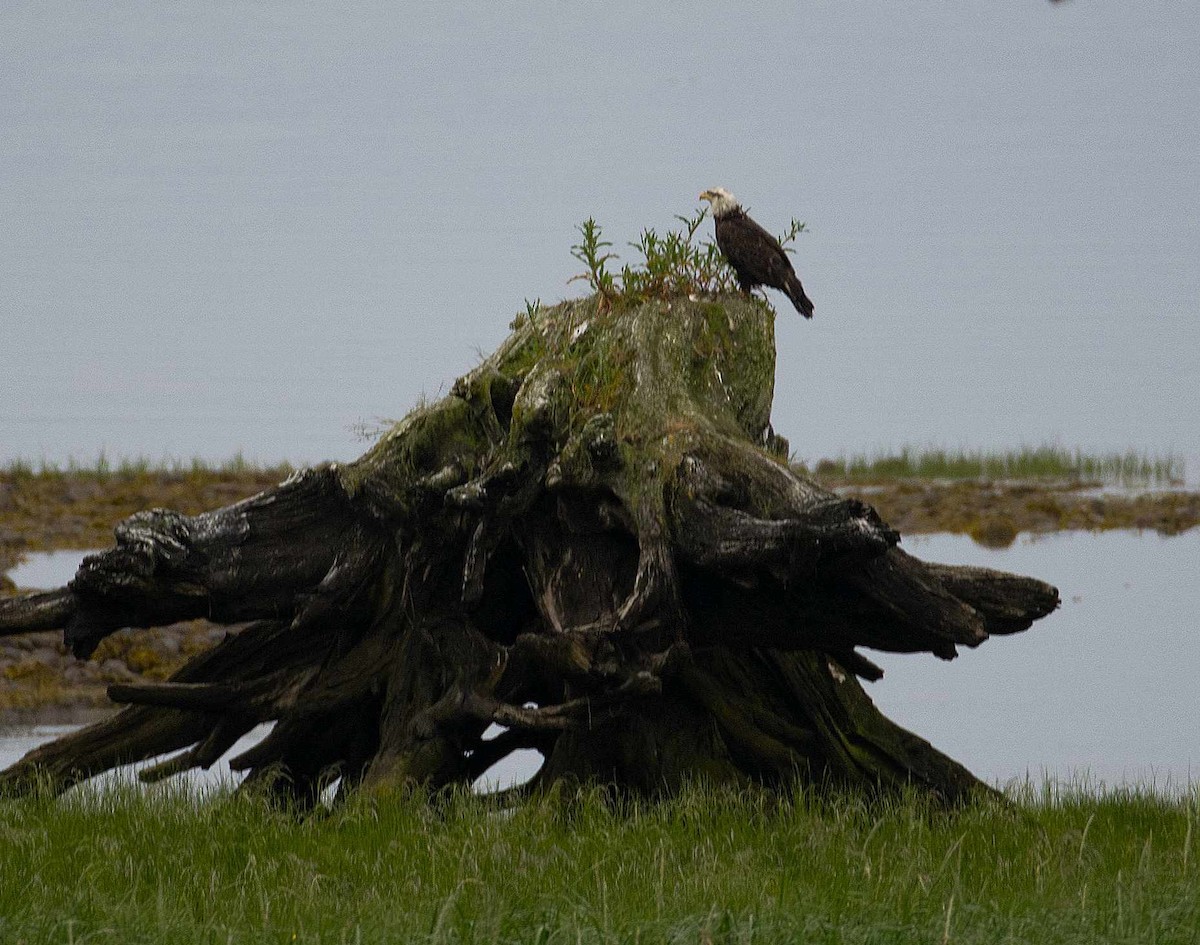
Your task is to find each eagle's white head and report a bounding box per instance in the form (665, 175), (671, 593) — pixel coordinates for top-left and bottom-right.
(699, 187), (740, 218)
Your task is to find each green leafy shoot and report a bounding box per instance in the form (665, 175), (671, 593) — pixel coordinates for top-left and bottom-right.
(569, 218), (619, 305)
(524, 297), (542, 327)
(776, 218), (807, 254)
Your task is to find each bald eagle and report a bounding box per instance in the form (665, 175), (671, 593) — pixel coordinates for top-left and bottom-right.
(699, 188), (814, 318)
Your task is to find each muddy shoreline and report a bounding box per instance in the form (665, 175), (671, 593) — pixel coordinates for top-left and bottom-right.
(3, 466), (1195, 562)
(2, 468), (1197, 721)
(835, 478), (1200, 547)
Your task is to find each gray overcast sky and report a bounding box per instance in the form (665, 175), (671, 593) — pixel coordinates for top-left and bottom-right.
(2, 2), (1197, 470)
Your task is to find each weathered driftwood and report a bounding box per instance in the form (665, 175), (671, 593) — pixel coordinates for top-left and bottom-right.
(0, 294), (1058, 805)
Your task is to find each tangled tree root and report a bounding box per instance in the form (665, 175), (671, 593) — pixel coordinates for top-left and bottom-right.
(0, 295), (1058, 806)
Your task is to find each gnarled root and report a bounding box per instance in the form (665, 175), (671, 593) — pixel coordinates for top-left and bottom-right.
(0, 295), (1059, 805)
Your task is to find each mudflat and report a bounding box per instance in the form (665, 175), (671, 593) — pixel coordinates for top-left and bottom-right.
(2, 463), (1196, 717)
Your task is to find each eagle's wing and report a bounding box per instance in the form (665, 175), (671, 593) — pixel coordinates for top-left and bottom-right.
(740, 214), (796, 279)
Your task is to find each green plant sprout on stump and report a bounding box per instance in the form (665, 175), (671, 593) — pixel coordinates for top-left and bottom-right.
(567, 209), (802, 309)
(0, 219), (1058, 807)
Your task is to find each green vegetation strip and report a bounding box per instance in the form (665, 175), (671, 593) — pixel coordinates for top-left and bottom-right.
(1, 453), (294, 481)
(1, 783), (1197, 943)
(806, 446), (1185, 487)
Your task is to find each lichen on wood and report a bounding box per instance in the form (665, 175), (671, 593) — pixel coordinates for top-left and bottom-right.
(0, 293), (1058, 805)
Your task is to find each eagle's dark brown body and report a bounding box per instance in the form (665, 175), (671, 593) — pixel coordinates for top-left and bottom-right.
(701, 189), (814, 318)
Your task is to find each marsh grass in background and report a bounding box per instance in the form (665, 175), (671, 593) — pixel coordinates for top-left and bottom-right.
(1, 781), (1198, 944)
(1, 451), (294, 483)
(2, 447), (1184, 492)
(0, 455), (298, 554)
(805, 446), (1186, 488)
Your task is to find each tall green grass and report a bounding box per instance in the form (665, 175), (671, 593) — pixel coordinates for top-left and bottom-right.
(1, 781), (1196, 943)
(808, 446), (1185, 487)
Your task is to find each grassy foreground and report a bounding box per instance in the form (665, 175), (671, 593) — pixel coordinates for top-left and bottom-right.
(1, 783), (1197, 944)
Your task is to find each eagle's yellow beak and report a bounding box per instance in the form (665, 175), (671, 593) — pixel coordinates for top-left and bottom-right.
(698, 191), (711, 201)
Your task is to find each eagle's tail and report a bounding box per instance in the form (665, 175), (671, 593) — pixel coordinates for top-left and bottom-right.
(785, 274), (814, 319)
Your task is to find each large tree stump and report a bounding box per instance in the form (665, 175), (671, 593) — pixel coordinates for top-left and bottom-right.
(0, 295), (1058, 805)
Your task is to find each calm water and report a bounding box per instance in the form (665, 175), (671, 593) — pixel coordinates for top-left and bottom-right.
(5, 549), (96, 591)
(4, 530), (1197, 792)
(872, 531), (1200, 790)
(1, 3), (1198, 470)
(0, 724), (272, 795)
